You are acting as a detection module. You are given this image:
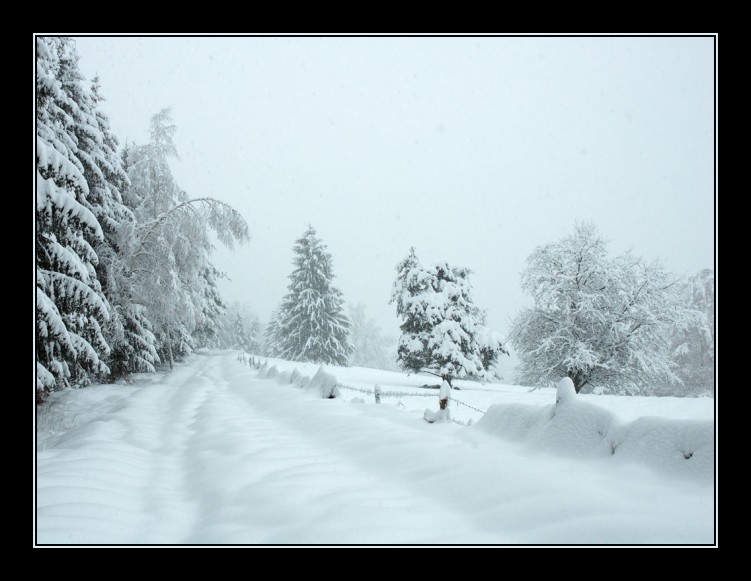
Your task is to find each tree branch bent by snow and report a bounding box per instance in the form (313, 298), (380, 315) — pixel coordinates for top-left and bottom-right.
(133, 197), (249, 261)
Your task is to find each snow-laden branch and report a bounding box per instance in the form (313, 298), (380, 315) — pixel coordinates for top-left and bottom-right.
(133, 197), (249, 260)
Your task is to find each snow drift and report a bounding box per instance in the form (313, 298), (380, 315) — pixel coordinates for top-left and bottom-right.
(474, 378), (714, 483)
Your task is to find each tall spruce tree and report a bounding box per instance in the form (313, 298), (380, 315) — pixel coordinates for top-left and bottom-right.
(36, 37), (112, 397)
(275, 226), (353, 365)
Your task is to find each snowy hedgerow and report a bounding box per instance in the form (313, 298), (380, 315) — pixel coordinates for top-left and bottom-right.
(274, 226), (353, 365)
(509, 222), (700, 395)
(390, 248), (507, 386)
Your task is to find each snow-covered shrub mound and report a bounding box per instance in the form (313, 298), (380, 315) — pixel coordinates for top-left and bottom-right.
(290, 369), (302, 384)
(266, 366), (279, 379)
(295, 375), (310, 388)
(309, 366), (339, 399)
(424, 408), (450, 423)
(474, 379), (714, 482)
(608, 417), (713, 481)
(256, 362), (269, 378)
(556, 376), (576, 404)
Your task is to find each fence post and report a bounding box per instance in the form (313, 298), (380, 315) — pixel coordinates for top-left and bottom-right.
(374, 384), (381, 404)
(439, 380), (450, 410)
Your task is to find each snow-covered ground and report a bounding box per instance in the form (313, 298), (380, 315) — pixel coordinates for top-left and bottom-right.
(35, 350), (716, 546)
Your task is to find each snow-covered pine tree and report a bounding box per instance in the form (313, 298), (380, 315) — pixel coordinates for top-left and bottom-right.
(190, 265), (227, 349)
(217, 302), (262, 353)
(390, 247), (433, 373)
(390, 249), (507, 385)
(275, 226), (353, 365)
(36, 37), (112, 398)
(348, 304), (398, 370)
(263, 307), (283, 357)
(55, 44), (159, 379)
(233, 311), (250, 352)
(247, 315), (263, 354)
(509, 222), (696, 395)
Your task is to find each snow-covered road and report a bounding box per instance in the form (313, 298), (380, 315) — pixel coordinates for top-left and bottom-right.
(36, 350), (715, 545)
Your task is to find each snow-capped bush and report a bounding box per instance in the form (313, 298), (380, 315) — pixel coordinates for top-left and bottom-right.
(556, 377), (576, 405)
(474, 378), (714, 482)
(424, 408), (451, 423)
(309, 366), (339, 399)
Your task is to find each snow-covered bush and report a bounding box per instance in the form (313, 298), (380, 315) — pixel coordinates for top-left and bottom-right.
(309, 366), (339, 399)
(424, 408), (450, 423)
(474, 376), (714, 481)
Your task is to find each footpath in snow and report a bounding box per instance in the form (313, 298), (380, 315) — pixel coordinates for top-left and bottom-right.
(36, 350), (715, 545)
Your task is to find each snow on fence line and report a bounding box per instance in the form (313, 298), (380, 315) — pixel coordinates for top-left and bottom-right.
(238, 352), (481, 423)
(237, 353), (714, 482)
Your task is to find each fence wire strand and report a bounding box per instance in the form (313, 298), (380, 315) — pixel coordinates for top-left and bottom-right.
(239, 354), (488, 420)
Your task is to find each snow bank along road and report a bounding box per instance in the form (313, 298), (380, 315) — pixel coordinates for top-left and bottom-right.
(36, 350), (715, 545)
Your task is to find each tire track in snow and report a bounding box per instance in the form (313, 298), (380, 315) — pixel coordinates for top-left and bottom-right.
(177, 351), (497, 544)
(37, 358), (211, 544)
(37, 351), (714, 545)
(222, 353), (715, 544)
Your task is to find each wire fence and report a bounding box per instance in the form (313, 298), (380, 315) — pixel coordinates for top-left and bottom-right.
(238, 352), (487, 426)
(339, 382), (485, 410)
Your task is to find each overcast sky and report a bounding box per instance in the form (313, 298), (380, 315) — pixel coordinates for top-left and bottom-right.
(72, 35), (715, 339)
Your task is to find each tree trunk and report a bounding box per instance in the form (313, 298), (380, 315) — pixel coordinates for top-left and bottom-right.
(166, 326), (174, 371)
(569, 370), (587, 394)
